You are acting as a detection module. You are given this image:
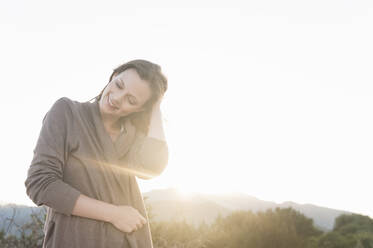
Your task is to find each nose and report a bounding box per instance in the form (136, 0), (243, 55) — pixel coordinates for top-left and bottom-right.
(110, 89), (127, 106)
(110, 93), (122, 107)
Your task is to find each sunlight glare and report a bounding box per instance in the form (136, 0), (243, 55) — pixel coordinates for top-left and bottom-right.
(173, 186), (196, 200)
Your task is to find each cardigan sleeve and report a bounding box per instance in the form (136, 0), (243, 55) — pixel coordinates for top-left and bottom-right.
(125, 131), (169, 180)
(24, 97), (81, 217)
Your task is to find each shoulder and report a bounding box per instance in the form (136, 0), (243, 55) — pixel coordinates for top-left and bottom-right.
(44, 97), (80, 123)
(53, 97), (76, 109)
(49, 97), (84, 114)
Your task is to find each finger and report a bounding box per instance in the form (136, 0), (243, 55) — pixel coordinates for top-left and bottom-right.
(133, 209), (146, 223)
(137, 221), (144, 228)
(141, 217), (147, 224)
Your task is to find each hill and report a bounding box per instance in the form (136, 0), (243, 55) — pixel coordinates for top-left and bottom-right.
(143, 188), (351, 231)
(1, 188), (352, 237)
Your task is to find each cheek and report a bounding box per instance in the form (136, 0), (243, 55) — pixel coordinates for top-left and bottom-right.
(129, 106), (145, 115)
(119, 105), (138, 115)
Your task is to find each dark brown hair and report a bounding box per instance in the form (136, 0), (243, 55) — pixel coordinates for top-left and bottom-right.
(90, 59), (168, 134)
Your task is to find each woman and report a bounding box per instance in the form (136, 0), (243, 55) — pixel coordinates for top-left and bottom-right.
(24, 59), (169, 248)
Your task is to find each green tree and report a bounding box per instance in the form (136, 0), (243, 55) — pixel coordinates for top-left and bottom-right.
(317, 232), (356, 248)
(204, 207), (322, 248)
(334, 214), (373, 235)
(355, 232), (373, 248)
(0, 206), (46, 248)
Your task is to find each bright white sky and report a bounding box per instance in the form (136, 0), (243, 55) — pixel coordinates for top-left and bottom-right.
(1, 0), (372, 218)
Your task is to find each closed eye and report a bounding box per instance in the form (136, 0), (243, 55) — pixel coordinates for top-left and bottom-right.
(115, 81), (123, 89)
(116, 79), (138, 105)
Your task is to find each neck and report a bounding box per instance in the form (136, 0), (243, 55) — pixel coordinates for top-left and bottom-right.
(98, 109), (121, 132)
(97, 99), (126, 134)
(104, 118), (121, 133)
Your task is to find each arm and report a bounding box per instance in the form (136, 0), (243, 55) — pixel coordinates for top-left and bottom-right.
(71, 194), (147, 233)
(124, 98), (169, 179)
(25, 98), (145, 231)
(147, 98), (166, 141)
(24, 98), (81, 217)
(69, 102), (168, 220)
(71, 194), (114, 222)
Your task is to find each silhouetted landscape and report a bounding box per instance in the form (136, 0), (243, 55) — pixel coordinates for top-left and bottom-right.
(143, 188), (351, 231)
(1, 188), (372, 247)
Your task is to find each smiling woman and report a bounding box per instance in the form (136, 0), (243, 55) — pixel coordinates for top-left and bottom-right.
(24, 59), (169, 248)
(98, 69), (153, 142)
(102, 70), (151, 114)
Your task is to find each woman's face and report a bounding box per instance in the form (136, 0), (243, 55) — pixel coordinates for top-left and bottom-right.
(99, 68), (152, 120)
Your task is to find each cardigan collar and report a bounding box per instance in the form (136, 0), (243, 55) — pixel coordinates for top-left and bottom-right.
(87, 100), (137, 163)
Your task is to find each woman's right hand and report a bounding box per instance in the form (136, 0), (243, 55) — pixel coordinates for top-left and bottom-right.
(109, 205), (147, 233)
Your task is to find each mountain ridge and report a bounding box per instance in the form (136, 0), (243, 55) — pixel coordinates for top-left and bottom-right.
(143, 187), (351, 231)
(1, 187), (352, 235)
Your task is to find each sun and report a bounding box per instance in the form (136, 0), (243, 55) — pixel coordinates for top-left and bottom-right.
(172, 186), (197, 200)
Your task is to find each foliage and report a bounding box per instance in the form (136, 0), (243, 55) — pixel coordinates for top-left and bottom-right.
(145, 196), (208, 248)
(203, 207), (322, 248)
(317, 231), (357, 248)
(2, 203), (373, 248)
(0, 206), (46, 248)
(334, 214), (373, 235)
(309, 213), (373, 248)
(151, 219), (207, 248)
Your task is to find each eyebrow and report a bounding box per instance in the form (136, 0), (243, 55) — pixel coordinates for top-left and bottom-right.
(120, 79), (139, 103)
